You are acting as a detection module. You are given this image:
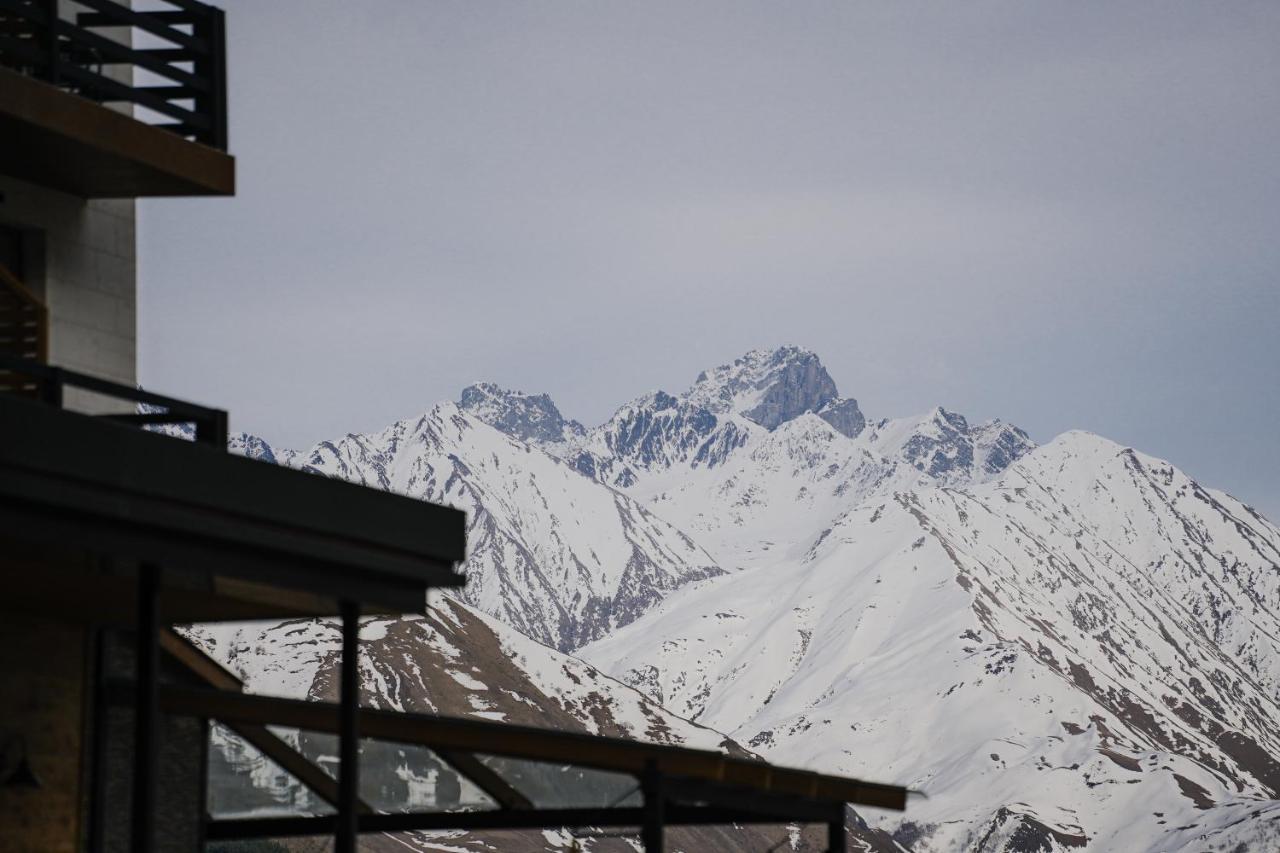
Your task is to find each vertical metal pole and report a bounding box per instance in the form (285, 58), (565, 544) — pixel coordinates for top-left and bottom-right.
(86, 628), (107, 853)
(42, 0), (59, 86)
(641, 760), (663, 852)
(132, 563), (160, 853)
(195, 408), (229, 449)
(193, 6), (228, 149)
(40, 365), (64, 408)
(336, 600), (361, 853)
(827, 804), (846, 853)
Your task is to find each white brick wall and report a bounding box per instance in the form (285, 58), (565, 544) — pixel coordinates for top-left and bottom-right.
(0, 175), (137, 395)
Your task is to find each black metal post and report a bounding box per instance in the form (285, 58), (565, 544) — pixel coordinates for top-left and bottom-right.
(641, 760), (664, 852)
(336, 600), (361, 853)
(86, 628), (108, 853)
(827, 804), (846, 853)
(41, 0), (59, 86)
(39, 365), (64, 408)
(196, 407), (229, 449)
(132, 563), (160, 853)
(191, 4), (228, 150)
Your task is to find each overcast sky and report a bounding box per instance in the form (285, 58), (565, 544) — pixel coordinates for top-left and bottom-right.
(139, 1), (1280, 519)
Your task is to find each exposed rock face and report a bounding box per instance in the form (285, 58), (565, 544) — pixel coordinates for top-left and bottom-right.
(458, 382), (584, 444)
(865, 407), (1035, 484)
(685, 345), (841, 430)
(816, 396), (867, 438)
(899, 407), (977, 477)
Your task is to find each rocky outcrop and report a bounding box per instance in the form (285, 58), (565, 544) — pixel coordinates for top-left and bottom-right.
(458, 382), (584, 444)
(684, 345), (841, 429)
(816, 396), (867, 438)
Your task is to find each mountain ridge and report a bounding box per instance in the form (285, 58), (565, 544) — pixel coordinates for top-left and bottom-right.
(219, 344), (1279, 851)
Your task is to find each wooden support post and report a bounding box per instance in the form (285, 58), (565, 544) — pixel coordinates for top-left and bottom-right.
(641, 760), (664, 852)
(132, 563), (160, 853)
(827, 804), (846, 853)
(336, 600), (361, 853)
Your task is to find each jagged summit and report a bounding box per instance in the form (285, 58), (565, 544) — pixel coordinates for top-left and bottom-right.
(683, 345), (865, 437)
(458, 381), (584, 444)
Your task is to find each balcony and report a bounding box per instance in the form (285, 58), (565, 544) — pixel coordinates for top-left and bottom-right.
(0, 355), (467, 617)
(0, 0), (234, 197)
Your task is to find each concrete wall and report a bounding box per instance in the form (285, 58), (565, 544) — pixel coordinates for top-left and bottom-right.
(0, 174), (137, 399)
(98, 630), (209, 853)
(0, 614), (88, 853)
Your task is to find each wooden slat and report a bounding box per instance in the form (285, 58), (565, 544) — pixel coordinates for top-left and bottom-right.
(55, 21), (209, 91)
(71, 0), (209, 55)
(57, 63), (210, 129)
(0, 262), (46, 364)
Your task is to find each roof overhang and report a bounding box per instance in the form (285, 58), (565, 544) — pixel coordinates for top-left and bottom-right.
(0, 394), (466, 618)
(0, 68), (235, 198)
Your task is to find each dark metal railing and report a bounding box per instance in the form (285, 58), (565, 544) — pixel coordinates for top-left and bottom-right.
(0, 0), (227, 150)
(0, 354), (228, 448)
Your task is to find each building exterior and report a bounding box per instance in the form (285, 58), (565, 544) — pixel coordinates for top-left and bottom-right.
(0, 3), (905, 851)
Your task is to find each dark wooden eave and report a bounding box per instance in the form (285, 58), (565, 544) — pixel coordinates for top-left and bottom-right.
(0, 67), (234, 198)
(0, 394), (466, 616)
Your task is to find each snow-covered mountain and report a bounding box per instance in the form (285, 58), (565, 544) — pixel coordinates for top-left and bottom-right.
(233, 403), (721, 650)
(221, 344), (1279, 851)
(475, 345), (1035, 574)
(582, 431), (1280, 851)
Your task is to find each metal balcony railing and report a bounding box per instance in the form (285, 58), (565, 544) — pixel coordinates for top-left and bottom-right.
(0, 0), (227, 150)
(0, 353), (229, 447)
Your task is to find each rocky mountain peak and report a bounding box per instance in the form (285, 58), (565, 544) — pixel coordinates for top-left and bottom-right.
(458, 382), (584, 444)
(683, 345), (863, 434)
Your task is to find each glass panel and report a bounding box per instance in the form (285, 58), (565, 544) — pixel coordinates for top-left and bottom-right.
(477, 754), (642, 809)
(210, 723), (644, 819)
(206, 723), (334, 820)
(294, 730), (498, 814)
(205, 837), (333, 852)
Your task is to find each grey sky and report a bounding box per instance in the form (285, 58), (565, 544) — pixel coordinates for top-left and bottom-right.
(139, 1), (1280, 519)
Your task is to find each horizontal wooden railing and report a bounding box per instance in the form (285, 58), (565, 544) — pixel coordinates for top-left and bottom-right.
(0, 262), (47, 396)
(0, 0), (227, 149)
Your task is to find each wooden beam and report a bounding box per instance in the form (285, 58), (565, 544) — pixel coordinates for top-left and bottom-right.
(159, 687), (908, 811)
(205, 803), (829, 839)
(436, 750), (533, 811)
(158, 628), (373, 814)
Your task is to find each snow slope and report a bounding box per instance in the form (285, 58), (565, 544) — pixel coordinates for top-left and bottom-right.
(233, 403), (721, 650)
(582, 432), (1280, 851)
(189, 598), (905, 852)
(209, 344), (1279, 850)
